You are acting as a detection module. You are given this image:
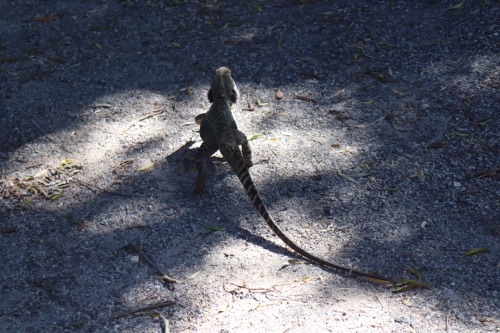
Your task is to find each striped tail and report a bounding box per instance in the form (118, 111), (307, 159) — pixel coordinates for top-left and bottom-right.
(220, 146), (395, 284)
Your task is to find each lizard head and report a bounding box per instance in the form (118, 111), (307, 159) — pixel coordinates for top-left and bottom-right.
(208, 67), (239, 106)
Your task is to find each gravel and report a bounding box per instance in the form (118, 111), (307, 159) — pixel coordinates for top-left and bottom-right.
(0, 1), (498, 332)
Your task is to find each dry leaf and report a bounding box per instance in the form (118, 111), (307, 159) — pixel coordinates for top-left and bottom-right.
(35, 15), (56, 22)
(299, 276), (317, 283)
(217, 303), (229, 312)
(331, 89), (345, 98)
(288, 259), (305, 265)
(401, 298), (413, 307)
(256, 302), (277, 309)
(417, 170), (426, 183)
(464, 248), (491, 256)
(94, 103), (111, 108)
(256, 97), (268, 107)
(448, 1), (464, 10)
(49, 193), (64, 201)
(426, 141), (448, 149)
(248, 134), (262, 141)
(188, 271), (201, 280)
(406, 266), (423, 280)
(360, 99), (375, 104)
(337, 171), (357, 183)
(391, 89), (405, 96)
(219, 23), (230, 31)
(136, 162), (155, 171)
(201, 223), (226, 231)
(448, 132), (469, 137)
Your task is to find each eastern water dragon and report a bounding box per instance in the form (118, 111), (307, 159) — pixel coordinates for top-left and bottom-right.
(194, 67), (399, 286)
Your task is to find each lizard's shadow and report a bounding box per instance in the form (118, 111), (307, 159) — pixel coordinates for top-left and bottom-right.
(166, 140), (225, 176)
(231, 224), (372, 280)
(171, 140), (375, 281)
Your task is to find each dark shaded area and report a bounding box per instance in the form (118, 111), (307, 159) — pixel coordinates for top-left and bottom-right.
(1, 1), (498, 332)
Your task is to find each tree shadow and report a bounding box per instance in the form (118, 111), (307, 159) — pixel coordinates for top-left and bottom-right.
(1, 1), (498, 332)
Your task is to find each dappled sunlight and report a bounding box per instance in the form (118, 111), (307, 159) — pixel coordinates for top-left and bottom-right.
(425, 54), (498, 94)
(1, 1), (498, 331)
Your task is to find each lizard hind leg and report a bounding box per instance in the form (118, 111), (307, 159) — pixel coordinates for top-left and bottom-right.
(236, 130), (253, 167)
(241, 142), (253, 168)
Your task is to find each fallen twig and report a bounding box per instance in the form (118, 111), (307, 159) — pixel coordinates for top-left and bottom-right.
(467, 166), (500, 178)
(294, 94), (318, 103)
(159, 313), (170, 333)
(111, 301), (176, 319)
(125, 244), (183, 284)
(122, 108), (165, 133)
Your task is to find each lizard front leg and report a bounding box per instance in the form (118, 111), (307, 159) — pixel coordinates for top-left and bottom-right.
(194, 113), (205, 125)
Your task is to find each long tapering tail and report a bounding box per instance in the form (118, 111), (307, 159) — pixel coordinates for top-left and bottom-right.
(220, 146), (395, 284)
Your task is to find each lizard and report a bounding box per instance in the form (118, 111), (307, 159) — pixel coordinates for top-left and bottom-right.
(194, 67), (397, 285)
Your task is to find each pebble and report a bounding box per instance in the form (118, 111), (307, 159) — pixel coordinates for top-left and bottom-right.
(309, 24), (321, 33)
(394, 316), (412, 325)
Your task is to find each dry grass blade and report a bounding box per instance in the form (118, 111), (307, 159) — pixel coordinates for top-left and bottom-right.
(201, 223), (226, 231)
(337, 170), (357, 182)
(448, 1), (464, 11)
(248, 134), (262, 141)
(464, 248), (491, 256)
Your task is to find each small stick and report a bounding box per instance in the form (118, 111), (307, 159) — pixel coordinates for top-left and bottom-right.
(126, 244), (183, 284)
(445, 309), (452, 332)
(294, 94), (318, 103)
(467, 166), (500, 178)
(111, 301), (176, 319)
(122, 108), (165, 133)
(159, 313), (170, 333)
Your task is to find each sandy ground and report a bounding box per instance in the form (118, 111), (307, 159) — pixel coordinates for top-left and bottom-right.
(0, 1), (498, 332)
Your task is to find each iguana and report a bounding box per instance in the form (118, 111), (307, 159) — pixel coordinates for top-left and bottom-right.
(194, 67), (396, 285)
